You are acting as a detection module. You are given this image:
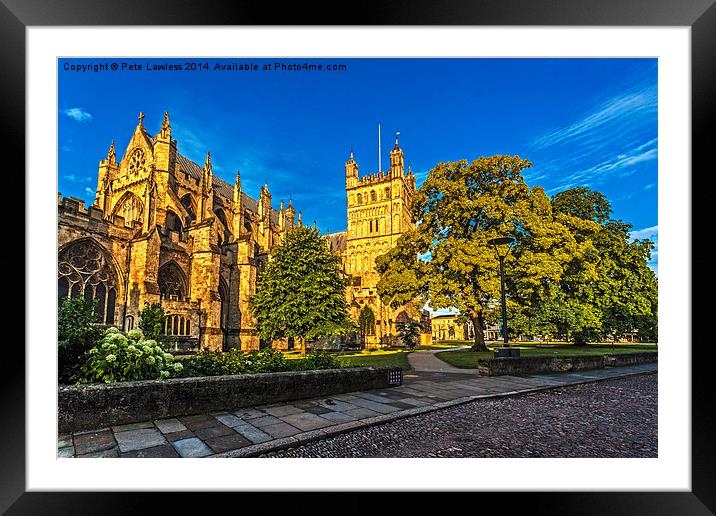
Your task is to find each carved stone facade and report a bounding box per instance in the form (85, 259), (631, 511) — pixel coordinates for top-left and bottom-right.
(58, 112), (301, 352)
(327, 135), (419, 347)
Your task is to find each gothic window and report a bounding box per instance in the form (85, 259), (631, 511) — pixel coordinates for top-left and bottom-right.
(164, 314), (191, 336)
(215, 208), (231, 242)
(125, 315), (134, 331)
(218, 278), (229, 334)
(384, 187), (390, 199)
(127, 148), (146, 174)
(158, 262), (187, 300)
(370, 190), (376, 202)
(58, 239), (118, 324)
(369, 220), (373, 233)
(117, 194), (143, 227)
(180, 194), (196, 224)
(357, 193), (363, 204)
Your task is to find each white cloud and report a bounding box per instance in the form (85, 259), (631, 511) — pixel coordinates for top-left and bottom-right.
(630, 225), (658, 240)
(84, 187), (95, 196)
(63, 174), (92, 184)
(531, 82), (657, 150)
(62, 107), (93, 122)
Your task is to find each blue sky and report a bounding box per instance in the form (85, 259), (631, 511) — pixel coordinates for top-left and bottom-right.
(58, 58), (658, 272)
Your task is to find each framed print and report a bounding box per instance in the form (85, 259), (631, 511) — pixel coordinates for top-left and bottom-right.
(3, 0), (712, 512)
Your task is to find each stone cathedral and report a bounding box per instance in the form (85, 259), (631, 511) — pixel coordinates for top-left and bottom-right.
(57, 112), (420, 352)
(58, 112), (302, 352)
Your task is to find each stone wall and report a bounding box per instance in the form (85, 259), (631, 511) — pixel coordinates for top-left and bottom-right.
(603, 352), (659, 368)
(477, 352), (658, 376)
(58, 366), (402, 433)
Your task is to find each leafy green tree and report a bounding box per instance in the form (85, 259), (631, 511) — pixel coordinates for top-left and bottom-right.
(396, 319), (422, 349)
(250, 226), (351, 355)
(139, 302), (166, 342)
(551, 186), (612, 224)
(58, 297), (103, 384)
(551, 188), (658, 344)
(357, 305), (376, 337)
(377, 155), (581, 352)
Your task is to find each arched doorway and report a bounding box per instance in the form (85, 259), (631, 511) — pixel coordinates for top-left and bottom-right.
(58, 239), (119, 324)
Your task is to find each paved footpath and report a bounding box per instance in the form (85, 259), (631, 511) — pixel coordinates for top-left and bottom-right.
(58, 361), (657, 458)
(407, 347), (478, 373)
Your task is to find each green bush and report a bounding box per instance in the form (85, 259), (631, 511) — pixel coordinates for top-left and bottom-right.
(178, 348), (341, 378)
(58, 297), (103, 384)
(299, 350), (341, 370)
(250, 347), (288, 373)
(396, 320), (422, 349)
(77, 327), (182, 384)
(139, 303), (165, 342)
(179, 349), (252, 377)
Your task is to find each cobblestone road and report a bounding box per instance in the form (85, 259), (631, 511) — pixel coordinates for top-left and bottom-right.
(269, 373), (657, 458)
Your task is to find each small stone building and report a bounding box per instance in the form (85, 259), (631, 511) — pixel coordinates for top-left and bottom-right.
(431, 314), (501, 342)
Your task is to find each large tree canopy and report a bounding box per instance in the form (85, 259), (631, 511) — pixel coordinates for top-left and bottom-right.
(511, 187), (658, 344)
(377, 155), (586, 351)
(250, 226), (352, 353)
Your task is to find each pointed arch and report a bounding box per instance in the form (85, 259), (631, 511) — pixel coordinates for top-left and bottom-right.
(214, 207), (232, 242)
(180, 193), (197, 225)
(166, 209), (183, 233)
(158, 261), (188, 300)
(58, 238), (120, 324)
(112, 191), (144, 227)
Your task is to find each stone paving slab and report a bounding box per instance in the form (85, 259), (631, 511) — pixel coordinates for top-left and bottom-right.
(115, 428), (167, 453)
(172, 437), (213, 458)
(59, 362), (657, 458)
(261, 421), (302, 438)
(234, 422), (273, 444)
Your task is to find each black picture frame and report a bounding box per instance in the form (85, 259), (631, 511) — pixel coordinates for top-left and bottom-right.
(3, 0), (709, 513)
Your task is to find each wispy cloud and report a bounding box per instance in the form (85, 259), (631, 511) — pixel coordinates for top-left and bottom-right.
(630, 225), (658, 240)
(531, 82), (657, 150)
(62, 107), (93, 122)
(84, 187), (95, 196)
(527, 76), (657, 196)
(63, 174), (93, 184)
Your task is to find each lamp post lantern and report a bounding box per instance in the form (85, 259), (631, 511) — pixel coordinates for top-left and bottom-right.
(488, 236), (517, 358)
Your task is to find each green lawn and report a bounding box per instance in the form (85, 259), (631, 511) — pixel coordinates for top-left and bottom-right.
(335, 350), (412, 370)
(414, 343), (468, 351)
(436, 345), (657, 369)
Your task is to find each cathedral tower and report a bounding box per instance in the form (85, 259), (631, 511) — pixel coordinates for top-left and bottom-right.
(342, 132), (416, 347)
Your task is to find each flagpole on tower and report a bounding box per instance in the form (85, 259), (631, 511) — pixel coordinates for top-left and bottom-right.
(378, 123), (382, 173)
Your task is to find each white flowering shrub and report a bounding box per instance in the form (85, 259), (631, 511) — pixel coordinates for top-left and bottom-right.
(78, 327), (183, 384)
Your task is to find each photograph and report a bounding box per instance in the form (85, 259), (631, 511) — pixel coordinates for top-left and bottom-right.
(56, 56), (659, 460)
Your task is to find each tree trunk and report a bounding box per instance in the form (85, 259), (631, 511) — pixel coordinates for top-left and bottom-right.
(470, 315), (489, 352)
(298, 337), (306, 356)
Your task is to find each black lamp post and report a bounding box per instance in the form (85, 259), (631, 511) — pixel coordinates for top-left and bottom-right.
(488, 236), (518, 358)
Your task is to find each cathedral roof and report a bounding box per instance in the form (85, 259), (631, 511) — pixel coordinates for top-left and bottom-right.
(326, 231), (347, 253)
(175, 152), (279, 224)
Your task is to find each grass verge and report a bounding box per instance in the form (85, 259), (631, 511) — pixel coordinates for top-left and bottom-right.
(436, 345), (657, 369)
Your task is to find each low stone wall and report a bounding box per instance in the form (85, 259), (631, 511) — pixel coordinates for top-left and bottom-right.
(603, 351), (658, 367)
(477, 352), (657, 376)
(58, 366), (402, 433)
